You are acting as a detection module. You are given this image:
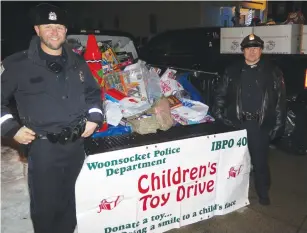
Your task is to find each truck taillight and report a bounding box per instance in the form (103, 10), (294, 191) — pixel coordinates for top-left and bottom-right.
(305, 69), (307, 89)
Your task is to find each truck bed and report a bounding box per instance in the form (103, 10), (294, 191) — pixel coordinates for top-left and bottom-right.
(85, 121), (234, 155)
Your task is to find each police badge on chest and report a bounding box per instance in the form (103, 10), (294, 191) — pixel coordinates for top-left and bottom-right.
(79, 71), (84, 83)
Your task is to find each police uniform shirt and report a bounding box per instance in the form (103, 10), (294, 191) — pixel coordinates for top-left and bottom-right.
(39, 46), (67, 93)
(39, 46), (65, 66)
(241, 62), (263, 113)
(0, 36), (103, 137)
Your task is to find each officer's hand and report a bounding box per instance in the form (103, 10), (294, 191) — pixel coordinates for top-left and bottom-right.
(13, 126), (36, 145)
(81, 121), (98, 138)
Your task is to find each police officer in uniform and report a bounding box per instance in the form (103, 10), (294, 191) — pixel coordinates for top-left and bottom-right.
(1, 3), (103, 233)
(213, 34), (286, 205)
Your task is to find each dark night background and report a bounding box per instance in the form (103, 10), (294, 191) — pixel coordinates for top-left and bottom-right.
(1, 1), (306, 59)
(1, 1), (64, 59)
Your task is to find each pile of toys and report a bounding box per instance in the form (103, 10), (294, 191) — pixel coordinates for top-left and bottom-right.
(80, 35), (215, 137)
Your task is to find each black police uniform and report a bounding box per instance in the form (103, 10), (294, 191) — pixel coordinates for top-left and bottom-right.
(213, 34), (287, 205)
(240, 61), (271, 205)
(1, 4), (103, 233)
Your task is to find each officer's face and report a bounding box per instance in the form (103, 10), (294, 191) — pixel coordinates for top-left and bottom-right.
(34, 24), (67, 51)
(243, 47), (262, 64)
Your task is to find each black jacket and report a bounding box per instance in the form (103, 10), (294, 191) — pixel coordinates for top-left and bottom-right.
(1, 36), (103, 137)
(213, 59), (287, 140)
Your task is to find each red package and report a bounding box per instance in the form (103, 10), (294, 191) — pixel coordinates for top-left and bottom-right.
(106, 89), (127, 101)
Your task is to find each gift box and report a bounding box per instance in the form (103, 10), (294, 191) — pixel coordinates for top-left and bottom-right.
(102, 47), (119, 66)
(220, 27), (254, 54)
(254, 24), (302, 54)
(104, 64), (150, 102)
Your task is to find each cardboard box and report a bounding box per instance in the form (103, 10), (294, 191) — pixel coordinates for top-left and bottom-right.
(220, 27), (254, 54)
(301, 25), (307, 54)
(253, 25), (302, 54)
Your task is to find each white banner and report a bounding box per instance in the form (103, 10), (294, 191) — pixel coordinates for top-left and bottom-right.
(75, 129), (251, 233)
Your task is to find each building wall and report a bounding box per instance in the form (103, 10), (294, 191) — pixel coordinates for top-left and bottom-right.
(63, 2), (204, 37)
(220, 7), (235, 27)
(201, 2), (223, 27)
(62, 1), (271, 38)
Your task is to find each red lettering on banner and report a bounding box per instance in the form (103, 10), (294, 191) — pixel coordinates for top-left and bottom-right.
(190, 167), (198, 180)
(172, 167), (182, 184)
(176, 180), (215, 202)
(138, 175), (149, 194)
(137, 165), (210, 194)
(210, 163), (217, 175)
(139, 193), (170, 211)
(138, 162), (217, 211)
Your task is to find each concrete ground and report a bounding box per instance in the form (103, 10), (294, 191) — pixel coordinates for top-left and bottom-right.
(1, 145), (307, 233)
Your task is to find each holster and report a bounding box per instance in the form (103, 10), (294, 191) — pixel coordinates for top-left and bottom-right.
(43, 117), (87, 144)
(56, 118), (86, 144)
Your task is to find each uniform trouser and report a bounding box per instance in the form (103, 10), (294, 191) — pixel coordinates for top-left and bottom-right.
(27, 138), (85, 233)
(242, 120), (271, 200)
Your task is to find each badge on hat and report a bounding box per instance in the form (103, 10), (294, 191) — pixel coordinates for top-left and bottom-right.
(249, 34), (255, 40)
(49, 12), (57, 21)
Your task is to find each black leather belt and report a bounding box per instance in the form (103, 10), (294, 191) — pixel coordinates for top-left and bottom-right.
(36, 118), (86, 145)
(242, 112), (260, 121)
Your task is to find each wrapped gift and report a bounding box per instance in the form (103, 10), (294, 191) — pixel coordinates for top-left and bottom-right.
(102, 47), (119, 66)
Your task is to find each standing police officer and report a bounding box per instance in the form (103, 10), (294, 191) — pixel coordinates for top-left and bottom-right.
(213, 34), (286, 205)
(1, 3), (103, 233)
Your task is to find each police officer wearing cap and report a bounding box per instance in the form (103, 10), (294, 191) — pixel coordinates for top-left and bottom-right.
(1, 3), (103, 233)
(213, 34), (286, 206)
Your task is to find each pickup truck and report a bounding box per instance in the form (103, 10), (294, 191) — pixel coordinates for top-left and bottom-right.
(139, 27), (307, 155)
(3, 28), (306, 155)
(2, 29), (235, 157)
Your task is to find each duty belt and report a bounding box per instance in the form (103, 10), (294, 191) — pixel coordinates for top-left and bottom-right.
(242, 111), (260, 121)
(36, 118), (87, 145)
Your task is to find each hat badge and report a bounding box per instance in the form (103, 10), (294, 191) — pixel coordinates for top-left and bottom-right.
(249, 34), (255, 41)
(49, 12), (57, 21)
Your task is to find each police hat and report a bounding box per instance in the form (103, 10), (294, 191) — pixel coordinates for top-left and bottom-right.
(30, 3), (68, 27)
(240, 33), (264, 50)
